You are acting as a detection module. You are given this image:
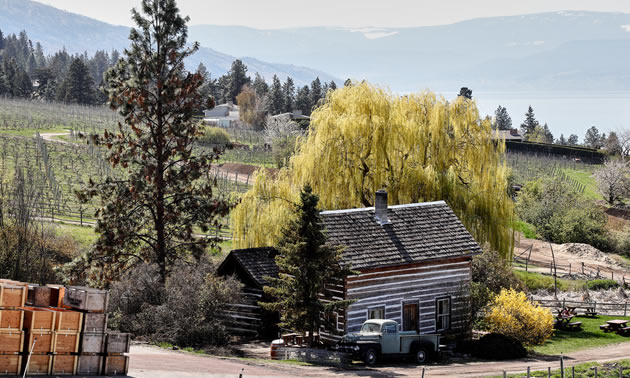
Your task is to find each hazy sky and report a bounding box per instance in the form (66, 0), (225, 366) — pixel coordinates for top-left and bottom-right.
(37, 0), (630, 29)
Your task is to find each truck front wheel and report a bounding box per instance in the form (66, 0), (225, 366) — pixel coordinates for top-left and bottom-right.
(364, 348), (377, 365)
(414, 347), (429, 364)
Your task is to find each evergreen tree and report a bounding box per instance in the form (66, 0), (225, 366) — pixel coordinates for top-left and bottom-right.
(265, 74), (285, 115)
(344, 78), (352, 87)
(584, 126), (602, 149)
(77, 0), (230, 283)
(252, 73), (268, 96)
(282, 76), (295, 113)
(329, 80), (337, 91)
(567, 134), (579, 146)
(309, 77), (322, 112)
(260, 185), (354, 346)
(224, 59), (250, 103)
(0, 29), (4, 50)
(557, 134), (567, 146)
(542, 123), (554, 144)
(605, 131), (622, 155)
(57, 58), (95, 104)
(520, 106), (539, 138)
(493, 105), (512, 131)
(295, 85), (311, 115)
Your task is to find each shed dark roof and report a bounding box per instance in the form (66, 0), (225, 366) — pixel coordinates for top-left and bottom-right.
(217, 247), (279, 288)
(321, 201), (481, 270)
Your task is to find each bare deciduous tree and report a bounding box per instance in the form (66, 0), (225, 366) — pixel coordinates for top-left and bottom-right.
(594, 159), (630, 205)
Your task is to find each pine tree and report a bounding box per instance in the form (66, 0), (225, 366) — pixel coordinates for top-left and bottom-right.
(520, 106), (539, 138)
(568, 134), (579, 146)
(260, 185), (354, 346)
(309, 77), (322, 112)
(224, 59), (250, 103)
(282, 76), (295, 113)
(252, 73), (269, 96)
(265, 74), (284, 115)
(57, 58), (95, 104)
(295, 85), (311, 115)
(584, 126), (602, 149)
(493, 105), (512, 131)
(329, 80), (337, 91)
(76, 0), (230, 284)
(542, 123), (554, 144)
(557, 134), (567, 145)
(0, 29), (4, 50)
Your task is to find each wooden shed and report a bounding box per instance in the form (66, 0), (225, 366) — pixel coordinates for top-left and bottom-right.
(217, 247), (280, 339)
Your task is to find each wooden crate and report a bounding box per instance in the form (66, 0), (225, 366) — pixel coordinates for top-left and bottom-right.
(0, 309), (23, 330)
(104, 355), (128, 376)
(106, 332), (131, 354)
(47, 285), (66, 308)
(76, 354), (103, 376)
(53, 331), (80, 354)
(50, 308), (83, 332)
(29, 286), (54, 307)
(22, 354), (52, 375)
(83, 312), (108, 334)
(0, 354), (21, 375)
(22, 307), (56, 331)
(24, 331), (54, 354)
(51, 354), (78, 375)
(0, 330), (23, 353)
(0, 284), (27, 308)
(80, 332), (106, 354)
(63, 286), (109, 312)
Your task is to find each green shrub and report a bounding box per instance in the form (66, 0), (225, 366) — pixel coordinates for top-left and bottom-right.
(586, 279), (618, 290)
(198, 126), (230, 146)
(514, 221), (537, 239)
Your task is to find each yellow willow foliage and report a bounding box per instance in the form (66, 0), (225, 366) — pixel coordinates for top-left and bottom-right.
(485, 289), (554, 346)
(231, 82), (514, 258)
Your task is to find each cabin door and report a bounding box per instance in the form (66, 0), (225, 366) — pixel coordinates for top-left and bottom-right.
(402, 303), (419, 332)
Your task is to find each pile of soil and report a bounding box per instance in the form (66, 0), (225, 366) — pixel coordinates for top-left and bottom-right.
(555, 243), (625, 270)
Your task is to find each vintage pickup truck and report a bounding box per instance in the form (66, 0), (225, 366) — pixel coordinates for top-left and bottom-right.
(336, 319), (441, 365)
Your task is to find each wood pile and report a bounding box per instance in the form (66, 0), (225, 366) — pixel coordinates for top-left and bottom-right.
(0, 279), (130, 376)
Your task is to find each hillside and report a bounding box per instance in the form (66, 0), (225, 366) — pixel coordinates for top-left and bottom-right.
(0, 0), (338, 85)
(188, 11), (630, 92)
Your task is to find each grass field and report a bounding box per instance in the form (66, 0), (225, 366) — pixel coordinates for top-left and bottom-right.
(533, 315), (630, 355)
(561, 168), (601, 201)
(515, 270), (586, 292)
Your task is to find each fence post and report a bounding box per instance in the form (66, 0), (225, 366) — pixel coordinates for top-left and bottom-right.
(582, 262), (585, 274)
(548, 366), (551, 377)
(569, 263), (571, 275)
(527, 366), (530, 378)
(563, 298), (566, 309)
(421, 368), (425, 378)
(503, 371), (506, 378)
(572, 366), (575, 378)
(625, 302), (627, 317)
(560, 355), (564, 378)
(594, 366), (598, 378)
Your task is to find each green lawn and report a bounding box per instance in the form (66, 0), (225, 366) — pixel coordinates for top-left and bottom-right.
(494, 359), (630, 377)
(513, 220), (537, 239)
(54, 223), (98, 249)
(515, 270), (585, 292)
(533, 315), (630, 355)
(561, 168), (601, 201)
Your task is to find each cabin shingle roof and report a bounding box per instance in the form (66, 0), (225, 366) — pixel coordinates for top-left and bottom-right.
(218, 247), (279, 288)
(321, 201), (481, 270)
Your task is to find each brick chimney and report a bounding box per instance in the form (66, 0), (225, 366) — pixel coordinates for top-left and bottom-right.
(374, 190), (390, 225)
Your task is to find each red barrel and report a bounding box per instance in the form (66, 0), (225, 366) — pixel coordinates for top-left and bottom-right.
(270, 339), (284, 360)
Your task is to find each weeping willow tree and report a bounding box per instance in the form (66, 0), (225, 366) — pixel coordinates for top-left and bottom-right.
(232, 82), (514, 258)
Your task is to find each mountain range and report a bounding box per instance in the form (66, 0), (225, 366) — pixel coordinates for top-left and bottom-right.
(0, 0), (338, 86)
(2, 0), (630, 92)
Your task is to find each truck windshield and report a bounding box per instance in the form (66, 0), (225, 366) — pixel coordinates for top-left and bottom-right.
(360, 323), (381, 333)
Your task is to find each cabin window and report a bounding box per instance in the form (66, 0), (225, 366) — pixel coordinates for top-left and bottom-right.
(367, 306), (385, 320)
(436, 297), (451, 331)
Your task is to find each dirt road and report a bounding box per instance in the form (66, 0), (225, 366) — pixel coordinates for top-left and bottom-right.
(128, 342), (630, 377)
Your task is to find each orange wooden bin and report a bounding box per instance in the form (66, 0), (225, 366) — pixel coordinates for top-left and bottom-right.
(0, 309), (23, 330)
(0, 284), (27, 308)
(0, 354), (22, 375)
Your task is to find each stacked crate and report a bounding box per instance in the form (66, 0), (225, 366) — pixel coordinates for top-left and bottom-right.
(0, 280), (130, 376)
(0, 281), (27, 376)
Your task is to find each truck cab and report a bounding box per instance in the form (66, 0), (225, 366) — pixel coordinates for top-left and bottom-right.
(336, 319), (440, 365)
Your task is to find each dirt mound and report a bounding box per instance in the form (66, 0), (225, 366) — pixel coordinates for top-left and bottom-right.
(555, 243), (623, 270)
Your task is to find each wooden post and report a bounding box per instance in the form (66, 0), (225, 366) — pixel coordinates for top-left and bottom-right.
(550, 243), (558, 297)
(569, 263), (571, 275)
(548, 366), (551, 377)
(421, 368), (425, 378)
(594, 366), (598, 378)
(503, 371), (506, 378)
(582, 262), (585, 274)
(560, 356), (564, 378)
(624, 302), (627, 317)
(527, 367), (530, 377)
(572, 366), (575, 378)
(620, 366), (623, 378)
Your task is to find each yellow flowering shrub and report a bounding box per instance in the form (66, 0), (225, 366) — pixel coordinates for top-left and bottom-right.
(485, 288), (554, 346)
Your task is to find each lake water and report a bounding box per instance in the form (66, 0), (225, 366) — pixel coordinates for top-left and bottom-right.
(444, 92), (630, 142)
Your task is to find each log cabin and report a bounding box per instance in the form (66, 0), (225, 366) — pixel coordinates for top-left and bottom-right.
(219, 190), (481, 343)
(318, 190), (481, 344)
(216, 247), (279, 339)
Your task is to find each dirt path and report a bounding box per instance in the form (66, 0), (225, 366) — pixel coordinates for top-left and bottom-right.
(39, 131), (71, 144)
(128, 342), (630, 377)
